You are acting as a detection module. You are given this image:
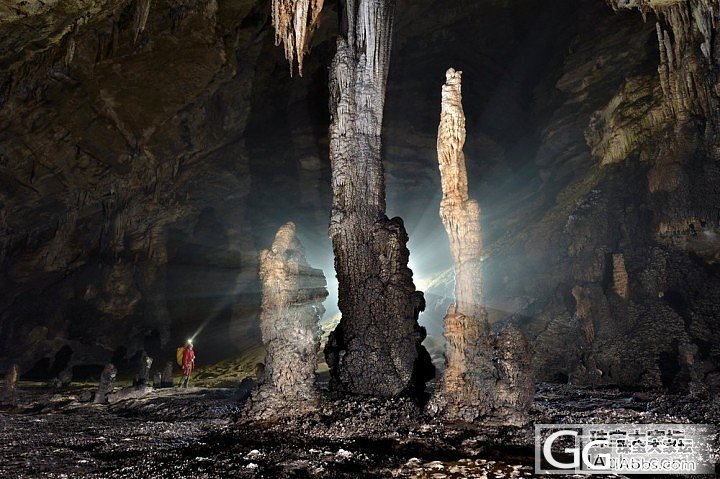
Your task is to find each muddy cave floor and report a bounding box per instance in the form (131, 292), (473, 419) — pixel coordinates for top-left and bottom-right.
(0, 379), (719, 479)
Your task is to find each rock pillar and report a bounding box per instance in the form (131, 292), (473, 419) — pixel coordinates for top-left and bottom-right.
(245, 222), (328, 419)
(3, 364), (18, 405)
(428, 69), (533, 425)
(324, 0), (434, 397)
(137, 351), (153, 386)
(95, 363), (117, 404)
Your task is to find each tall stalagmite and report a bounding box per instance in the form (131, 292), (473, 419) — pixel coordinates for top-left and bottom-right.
(428, 69), (533, 425)
(324, 0), (434, 397)
(245, 222), (328, 419)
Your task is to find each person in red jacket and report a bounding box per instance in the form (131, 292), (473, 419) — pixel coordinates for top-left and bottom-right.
(179, 341), (195, 388)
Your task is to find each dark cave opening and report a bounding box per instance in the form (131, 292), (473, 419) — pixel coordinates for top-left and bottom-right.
(71, 364), (106, 382)
(663, 290), (689, 317)
(22, 358), (51, 381)
(659, 341), (682, 391)
(49, 345), (73, 378)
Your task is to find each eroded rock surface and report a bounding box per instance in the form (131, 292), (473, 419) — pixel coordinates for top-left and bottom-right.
(323, 0), (434, 397)
(245, 222), (327, 419)
(95, 363), (117, 404)
(428, 69), (532, 425)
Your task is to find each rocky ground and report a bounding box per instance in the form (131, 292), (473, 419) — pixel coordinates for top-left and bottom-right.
(0, 383), (718, 478)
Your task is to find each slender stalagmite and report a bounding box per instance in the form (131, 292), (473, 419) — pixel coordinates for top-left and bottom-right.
(137, 351), (153, 386)
(324, 0), (434, 397)
(245, 222), (328, 419)
(428, 69), (533, 425)
(95, 363), (117, 404)
(3, 364), (18, 404)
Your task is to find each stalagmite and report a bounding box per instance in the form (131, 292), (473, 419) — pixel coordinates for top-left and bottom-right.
(3, 364), (18, 404)
(493, 326), (535, 424)
(136, 351), (153, 386)
(572, 285), (596, 344)
(245, 222), (328, 419)
(50, 368), (72, 388)
(161, 361), (174, 388)
(612, 253), (629, 299)
(324, 0), (434, 397)
(271, 0), (325, 76)
(95, 363), (117, 404)
(428, 69), (533, 425)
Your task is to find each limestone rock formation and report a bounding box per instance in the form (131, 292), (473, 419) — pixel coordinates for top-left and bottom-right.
(1, 0), (719, 398)
(612, 253), (629, 299)
(95, 363), (117, 404)
(608, 0), (719, 122)
(245, 222), (328, 419)
(492, 326), (535, 424)
(136, 351), (153, 386)
(49, 368), (73, 388)
(323, 0), (434, 398)
(161, 361), (174, 388)
(133, 0), (153, 44)
(272, 0), (325, 76)
(3, 364), (18, 404)
(0, 0), (266, 378)
(428, 69), (532, 425)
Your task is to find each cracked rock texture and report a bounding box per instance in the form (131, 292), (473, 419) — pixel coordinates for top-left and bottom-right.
(323, 0), (434, 397)
(245, 222), (327, 419)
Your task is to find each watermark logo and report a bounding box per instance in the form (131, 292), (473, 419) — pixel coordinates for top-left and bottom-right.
(535, 424), (716, 475)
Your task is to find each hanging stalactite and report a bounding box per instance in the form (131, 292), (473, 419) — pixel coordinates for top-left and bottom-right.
(133, 0), (152, 45)
(272, 0), (325, 76)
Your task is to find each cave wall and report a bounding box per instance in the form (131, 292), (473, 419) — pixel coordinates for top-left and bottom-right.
(0, 0), (273, 376)
(1, 0), (718, 392)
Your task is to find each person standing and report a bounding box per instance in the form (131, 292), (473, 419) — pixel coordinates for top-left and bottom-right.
(178, 341), (195, 388)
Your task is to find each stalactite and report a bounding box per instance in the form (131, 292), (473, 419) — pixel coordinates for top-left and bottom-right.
(324, 0), (434, 397)
(272, 0), (325, 76)
(609, 0), (720, 122)
(64, 35), (76, 68)
(245, 222), (328, 419)
(427, 69), (533, 425)
(133, 0), (152, 45)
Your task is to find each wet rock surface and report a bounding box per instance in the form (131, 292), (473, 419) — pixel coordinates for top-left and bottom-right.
(0, 383), (717, 478)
